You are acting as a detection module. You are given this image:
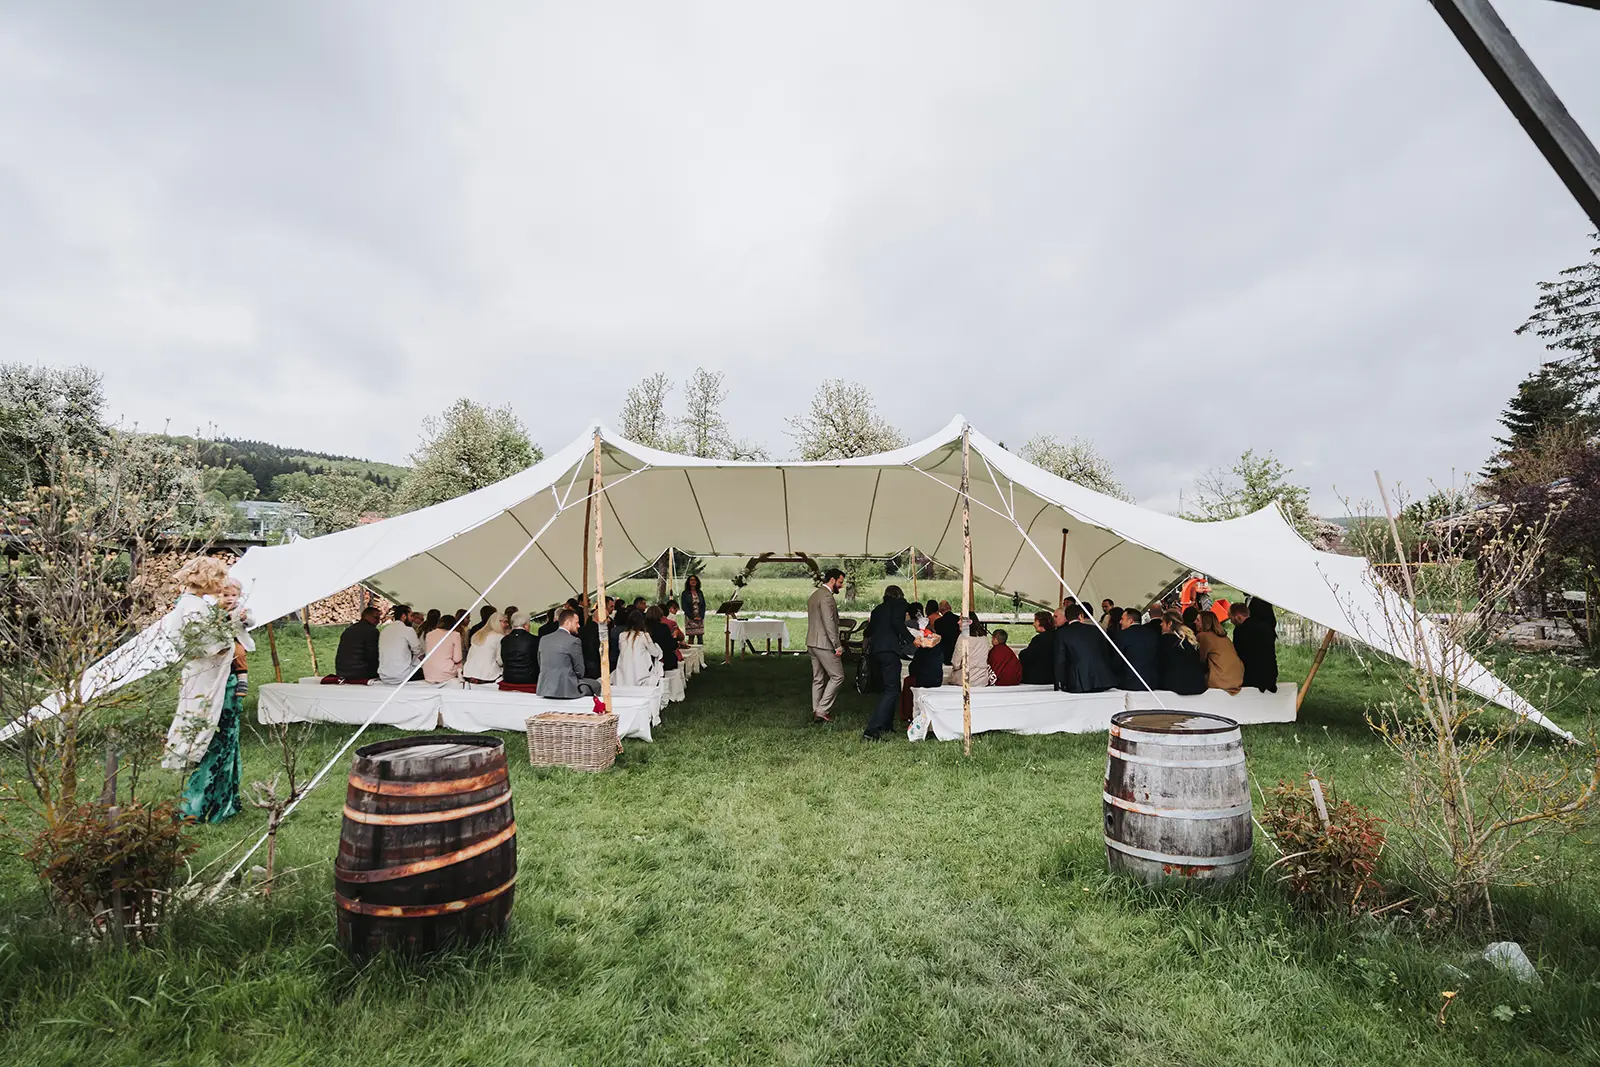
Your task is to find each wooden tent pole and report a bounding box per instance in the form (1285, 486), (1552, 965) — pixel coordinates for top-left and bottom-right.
(266, 619), (283, 683)
(1296, 629), (1336, 712)
(668, 548), (676, 599)
(910, 546), (919, 605)
(580, 476), (594, 612)
(961, 427), (974, 757)
(1058, 528), (1068, 608)
(301, 608), (319, 676)
(591, 435), (613, 717)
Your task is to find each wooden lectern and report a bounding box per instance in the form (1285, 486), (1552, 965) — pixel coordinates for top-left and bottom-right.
(716, 600), (743, 665)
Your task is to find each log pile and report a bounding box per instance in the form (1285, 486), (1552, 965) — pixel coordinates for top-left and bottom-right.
(135, 549), (390, 627)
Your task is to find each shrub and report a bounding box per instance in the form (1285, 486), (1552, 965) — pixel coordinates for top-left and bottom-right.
(24, 800), (197, 944)
(1260, 777), (1386, 914)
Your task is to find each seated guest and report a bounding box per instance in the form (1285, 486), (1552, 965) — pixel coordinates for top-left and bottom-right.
(1156, 613), (1207, 695)
(537, 610), (560, 638)
(467, 604), (498, 640)
(647, 605), (681, 673)
(1196, 612), (1244, 694)
(1099, 599), (1119, 632)
(1053, 604), (1120, 693)
(500, 613), (540, 687)
(577, 603), (602, 679)
(612, 609), (664, 686)
(378, 604), (424, 684)
(463, 612), (507, 683)
(1231, 599), (1279, 692)
(536, 608), (596, 698)
(1181, 604), (1202, 635)
(422, 611), (466, 682)
(988, 628), (1022, 686)
(1143, 597), (1169, 628)
(420, 608), (442, 637)
(1017, 610), (1057, 685)
(632, 596), (649, 614)
(1112, 607), (1159, 690)
(605, 597), (622, 666)
(501, 605), (519, 631)
(946, 615), (993, 686)
(934, 599), (960, 665)
(900, 613), (945, 721)
(335, 607), (382, 682)
(663, 600), (686, 642)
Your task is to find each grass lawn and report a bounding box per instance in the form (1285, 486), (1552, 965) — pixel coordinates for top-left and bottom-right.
(1, 628), (1597, 1066)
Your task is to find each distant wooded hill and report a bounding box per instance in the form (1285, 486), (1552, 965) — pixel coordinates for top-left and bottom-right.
(165, 436), (410, 500)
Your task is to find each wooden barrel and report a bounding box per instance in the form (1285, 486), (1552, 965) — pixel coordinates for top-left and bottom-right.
(336, 735), (517, 956)
(1103, 710), (1251, 883)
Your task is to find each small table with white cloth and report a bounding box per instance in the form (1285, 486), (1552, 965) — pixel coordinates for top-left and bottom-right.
(727, 617), (789, 658)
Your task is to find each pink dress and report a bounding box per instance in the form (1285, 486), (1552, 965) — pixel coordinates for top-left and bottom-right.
(422, 630), (462, 682)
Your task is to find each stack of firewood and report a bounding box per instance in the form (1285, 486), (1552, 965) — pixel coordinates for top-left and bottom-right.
(136, 550), (390, 627)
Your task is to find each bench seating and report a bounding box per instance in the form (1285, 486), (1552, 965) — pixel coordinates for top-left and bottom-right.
(909, 683), (1299, 741)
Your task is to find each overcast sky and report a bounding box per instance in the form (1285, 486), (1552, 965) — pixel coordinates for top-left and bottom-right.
(3, 2), (1598, 514)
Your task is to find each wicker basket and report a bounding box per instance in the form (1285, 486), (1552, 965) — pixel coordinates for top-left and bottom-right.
(525, 712), (619, 772)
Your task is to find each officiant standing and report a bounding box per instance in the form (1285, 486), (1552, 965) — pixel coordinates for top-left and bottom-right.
(805, 568), (846, 723)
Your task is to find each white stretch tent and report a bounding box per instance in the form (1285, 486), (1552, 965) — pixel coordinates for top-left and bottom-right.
(0, 416), (1567, 740)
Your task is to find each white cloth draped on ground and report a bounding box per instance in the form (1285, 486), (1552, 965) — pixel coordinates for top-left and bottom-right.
(2, 415), (1567, 743)
(908, 684), (1300, 741)
(258, 678), (662, 741)
(728, 618), (788, 650)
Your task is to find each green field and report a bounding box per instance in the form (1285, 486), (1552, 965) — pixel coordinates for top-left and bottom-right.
(1, 629), (1597, 1066)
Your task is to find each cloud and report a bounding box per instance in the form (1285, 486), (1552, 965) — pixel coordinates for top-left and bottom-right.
(1, 0), (1596, 510)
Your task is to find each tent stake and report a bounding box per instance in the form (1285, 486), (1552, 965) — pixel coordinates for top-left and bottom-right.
(266, 618), (283, 684)
(1058, 528), (1068, 608)
(1296, 629), (1336, 712)
(580, 476), (593, 613)
(301, 608), (318, 676)
(592, 434), (614, 721)
(961, 427), (973, 757)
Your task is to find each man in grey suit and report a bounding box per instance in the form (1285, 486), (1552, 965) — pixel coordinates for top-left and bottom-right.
(806, 567), (846, 723)
(536, 607), (596, 699)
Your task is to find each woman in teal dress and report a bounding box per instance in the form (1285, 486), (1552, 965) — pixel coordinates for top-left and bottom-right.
(162, 566), (252, 823)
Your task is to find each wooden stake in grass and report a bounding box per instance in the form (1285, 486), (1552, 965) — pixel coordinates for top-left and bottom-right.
(1296, 629), (1336, 711)
(266, 618), (283, 684)
(961, 426), (973, 757)
(592, 433), (613, 720)
(301, 608), (319, 676)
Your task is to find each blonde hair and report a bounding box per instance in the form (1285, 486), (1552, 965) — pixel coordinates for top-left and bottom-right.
(1162, 612), (1197, 649)
(174, 556), (230, 596)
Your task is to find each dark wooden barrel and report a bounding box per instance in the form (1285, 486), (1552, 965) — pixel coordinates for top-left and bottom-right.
(1103, 710), (1251, 883)
(335, 735), (517, 956)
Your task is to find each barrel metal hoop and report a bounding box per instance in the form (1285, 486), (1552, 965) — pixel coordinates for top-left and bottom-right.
(347, 767), (508, 797)
(335, 822), (517, 884)
(1106, 747), (1244, 769)
(335, 874), (517, 918)
(1112, 727), (1242, 747)
(1104, 836), (1252, 868)
(1102, 792), (1251, 820)
(341, 790), (512, 826)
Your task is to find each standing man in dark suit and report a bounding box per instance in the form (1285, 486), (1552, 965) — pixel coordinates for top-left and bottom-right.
(1053, 604), (1120, 693)
(862, 585), (913, 740)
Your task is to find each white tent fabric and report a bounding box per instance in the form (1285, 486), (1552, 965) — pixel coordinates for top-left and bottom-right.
(0, 416), (1567, 741)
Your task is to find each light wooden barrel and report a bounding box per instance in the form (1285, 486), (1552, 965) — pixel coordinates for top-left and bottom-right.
(1103, 710), (1251, 883)
(335, 735), (517, 956)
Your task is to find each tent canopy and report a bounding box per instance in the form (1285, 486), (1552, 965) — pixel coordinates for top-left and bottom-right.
(219, 416), (1561, 736)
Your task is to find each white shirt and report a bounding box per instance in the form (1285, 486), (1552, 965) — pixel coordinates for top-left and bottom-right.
(463, 630), (505, 682)
(377, 620), (423, 684)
